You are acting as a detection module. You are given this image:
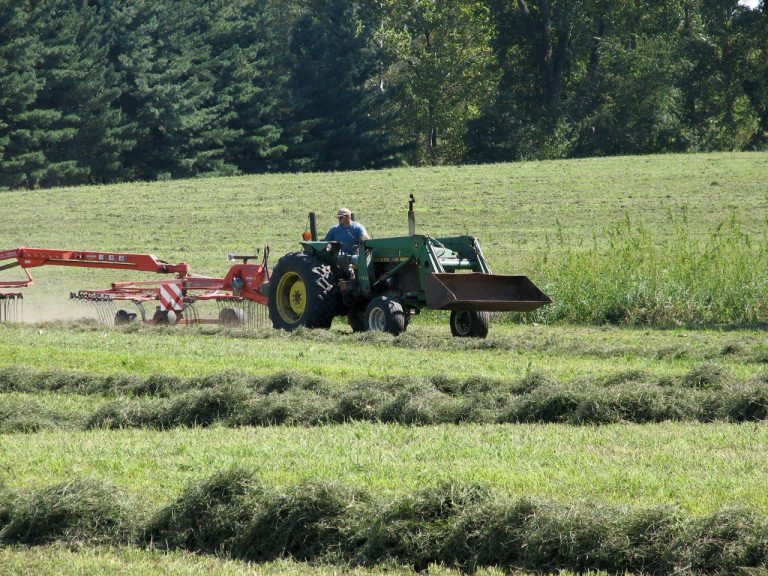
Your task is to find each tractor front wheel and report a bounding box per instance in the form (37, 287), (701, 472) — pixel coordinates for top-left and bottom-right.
(268, 252), (338, 331)
(449, 310), (489, 338)
(365, 296), (405, 335)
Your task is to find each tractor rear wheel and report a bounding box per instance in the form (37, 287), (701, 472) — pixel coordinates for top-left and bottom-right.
(268, 252), (338, 331)
(364, 296), (405, 335)
(449, 310), (489, 338)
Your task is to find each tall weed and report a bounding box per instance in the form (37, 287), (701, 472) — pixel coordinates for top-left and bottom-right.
(531, 214), (768, 326)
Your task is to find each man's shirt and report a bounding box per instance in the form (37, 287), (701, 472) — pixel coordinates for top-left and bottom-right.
(324, 222), (368, 254)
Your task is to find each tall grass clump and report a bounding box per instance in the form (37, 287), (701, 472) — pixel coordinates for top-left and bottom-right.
(532, 214), (768, 326)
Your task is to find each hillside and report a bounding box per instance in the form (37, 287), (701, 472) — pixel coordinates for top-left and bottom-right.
(2, 152), (767, 323)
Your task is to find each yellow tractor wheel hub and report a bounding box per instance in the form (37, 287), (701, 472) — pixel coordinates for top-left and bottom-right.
(276, 272), (307, 321)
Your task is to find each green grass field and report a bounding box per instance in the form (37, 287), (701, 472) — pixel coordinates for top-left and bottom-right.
(1, 321), (766, 379)
(3, 423), (768, 514)
(0, 546), (595, 576)
(2, 151), (767, 325)
(2, 153), (768, 574)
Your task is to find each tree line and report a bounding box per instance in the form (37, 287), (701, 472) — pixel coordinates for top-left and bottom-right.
(1, 0), (766, 189)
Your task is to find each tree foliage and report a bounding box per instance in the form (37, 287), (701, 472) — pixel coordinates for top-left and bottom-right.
(0, 0), (766, 189)
(280, 0), (401, 171)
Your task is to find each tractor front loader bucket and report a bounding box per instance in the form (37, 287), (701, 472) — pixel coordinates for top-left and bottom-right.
(425, 273), (551, 312)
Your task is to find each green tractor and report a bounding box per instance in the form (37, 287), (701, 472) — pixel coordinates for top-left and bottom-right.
(267, 197), (550, 338)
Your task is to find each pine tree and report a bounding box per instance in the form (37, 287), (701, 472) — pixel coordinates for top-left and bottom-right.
(205, 0), (289, 173)
(281, 0), (402, 171)
(30, 0), (132, 187)
(111, 0), (238, 180)
(0, 0), (54, 189)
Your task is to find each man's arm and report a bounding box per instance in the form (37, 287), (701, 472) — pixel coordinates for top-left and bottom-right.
(355, 222), (371, 241)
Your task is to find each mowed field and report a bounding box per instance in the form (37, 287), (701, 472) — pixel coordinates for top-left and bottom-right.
(2, 152), (767, 315)
(2, 152), (768, 575)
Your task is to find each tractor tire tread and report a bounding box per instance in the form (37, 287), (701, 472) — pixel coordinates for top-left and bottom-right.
(449, 309), (490, 338)
(268, 252), (339, 330)
(365, 296), (406, 335)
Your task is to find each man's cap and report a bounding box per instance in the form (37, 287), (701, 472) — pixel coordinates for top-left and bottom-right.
(337, 208), (352, 217)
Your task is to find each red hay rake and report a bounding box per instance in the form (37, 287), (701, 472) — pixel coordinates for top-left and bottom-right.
(0, 247), (270, 327)
(0, 249), (31, 322)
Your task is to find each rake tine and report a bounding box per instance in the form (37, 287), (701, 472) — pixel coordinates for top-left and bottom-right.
(244, 300), (268, 328)
(247, 301), (255, 329)
(93, 300), (103, 324)
(135, 302), (146, 323)
(94, 298), (112, 325)
(185, 303), (199, 325)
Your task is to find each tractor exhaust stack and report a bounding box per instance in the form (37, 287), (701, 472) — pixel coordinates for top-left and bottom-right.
(408, 194), (416, 236)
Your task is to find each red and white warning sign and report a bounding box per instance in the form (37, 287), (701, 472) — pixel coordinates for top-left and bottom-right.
(159, 282), (185, 312)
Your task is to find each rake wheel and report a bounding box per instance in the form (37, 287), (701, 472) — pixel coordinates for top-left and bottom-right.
(114, 309), (137, 325)
(219, 307), (244, 326)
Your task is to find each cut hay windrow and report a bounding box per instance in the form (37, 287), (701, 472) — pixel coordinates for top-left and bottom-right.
(0, 478), (134, 546)
(2, 472), (768, 575)
(3, 365), (768, 432)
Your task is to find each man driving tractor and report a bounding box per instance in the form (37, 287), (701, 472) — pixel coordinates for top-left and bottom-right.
(323, 207), (370, 265)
